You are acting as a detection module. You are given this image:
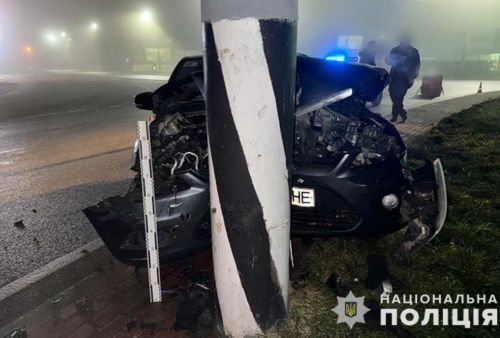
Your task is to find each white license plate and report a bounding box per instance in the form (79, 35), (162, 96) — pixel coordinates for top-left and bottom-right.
(291, 187), (315, 208)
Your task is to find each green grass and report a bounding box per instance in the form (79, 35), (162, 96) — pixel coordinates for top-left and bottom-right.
(270, 99), (500, 338)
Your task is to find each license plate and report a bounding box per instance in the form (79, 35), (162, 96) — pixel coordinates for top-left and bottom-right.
(292, 187), (315, 208)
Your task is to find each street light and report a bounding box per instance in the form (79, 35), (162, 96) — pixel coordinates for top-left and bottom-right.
(23, 45), (33, 55)
(89, 21), (99, 32)
(140, 9), (154, 25)
(45, 32), (57, 45)
(139, 8), (160, 72)
(60, 31), (67, 38)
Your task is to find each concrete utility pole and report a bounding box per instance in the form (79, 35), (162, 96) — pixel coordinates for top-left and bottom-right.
(201, 0), (298, 336)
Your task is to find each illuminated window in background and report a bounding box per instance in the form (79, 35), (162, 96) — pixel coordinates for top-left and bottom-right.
(489, 53), (500, 72)
(337, 35), (364, 50)
(145, 48), (171, 63)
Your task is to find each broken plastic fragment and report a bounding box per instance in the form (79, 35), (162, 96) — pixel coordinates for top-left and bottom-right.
(13, 220), (25, 230)
(4, 327), (27, 338)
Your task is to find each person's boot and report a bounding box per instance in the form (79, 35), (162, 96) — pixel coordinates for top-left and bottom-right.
(390, 116), (397, 123)
(399, 116), (407, 124)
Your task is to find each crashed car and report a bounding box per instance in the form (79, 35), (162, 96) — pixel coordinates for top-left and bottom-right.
(84, 55), (447, 266)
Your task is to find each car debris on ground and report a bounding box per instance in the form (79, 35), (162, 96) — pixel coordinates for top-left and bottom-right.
(13, 221), (25, 230)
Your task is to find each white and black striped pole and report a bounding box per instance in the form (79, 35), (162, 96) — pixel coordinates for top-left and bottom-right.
(202, 1), (298, 336)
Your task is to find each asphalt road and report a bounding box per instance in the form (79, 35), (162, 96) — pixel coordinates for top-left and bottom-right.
(0, 73), (163, 287)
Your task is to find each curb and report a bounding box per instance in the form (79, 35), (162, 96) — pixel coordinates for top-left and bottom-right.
(0, 241), (109, 329)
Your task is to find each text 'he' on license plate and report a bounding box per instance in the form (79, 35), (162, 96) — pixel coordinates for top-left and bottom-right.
(292, 187), (315, 208)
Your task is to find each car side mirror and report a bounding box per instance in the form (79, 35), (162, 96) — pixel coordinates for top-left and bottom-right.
(134, 92), (154, 110)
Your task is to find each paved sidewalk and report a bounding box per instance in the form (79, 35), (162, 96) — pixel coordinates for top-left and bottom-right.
(0, 249), (214, 338)
(1, 91), (499, 338)
(371, 79), (500, 116)
(392, 91), (500, 140)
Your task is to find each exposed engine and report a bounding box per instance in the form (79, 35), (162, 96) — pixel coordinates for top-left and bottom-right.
(294, 100), (402, 166)
(150, 111), (208, 179)
(144, 97), (403, 184)
(137, 80), (210, 191)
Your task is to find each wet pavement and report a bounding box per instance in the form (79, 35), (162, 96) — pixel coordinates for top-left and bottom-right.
(0, 73), (163, 287)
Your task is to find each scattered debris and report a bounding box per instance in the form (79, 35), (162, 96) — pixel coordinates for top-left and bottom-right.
(13, 220), (25, 230)
(325, 272), (346, 296)
(290, 267), (309, 290)
(290, 238), (315, 290)
(174, 273), (214, 331)
(373, 279), (393, 298)
(94, 262), (108, 273)
(365, 254), (393, 297)
(140, 322), (158, 330)
(162, 288), (179, 297)
(126, 320), (137, 331)
(326, 272), (340, 290)
(32, 209), (37, 213)
(50, 296), (63, 304)
(196, 307), (214, 330)
(3, 327), (27, 338)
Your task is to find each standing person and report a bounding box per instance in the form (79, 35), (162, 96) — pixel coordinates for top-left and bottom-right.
(385, 36), (421, 123)
(359, 41), (382, 106)
(359, 40), (377, 66)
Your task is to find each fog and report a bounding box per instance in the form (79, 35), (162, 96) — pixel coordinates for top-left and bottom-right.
(1, 0), (500, 77)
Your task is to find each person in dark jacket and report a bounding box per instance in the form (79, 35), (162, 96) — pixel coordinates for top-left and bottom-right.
(385, 36), (421, 123)
(359, 41), (377, 66)
(359, 41), (382, 106)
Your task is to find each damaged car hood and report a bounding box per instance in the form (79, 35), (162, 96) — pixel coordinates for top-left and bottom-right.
(157, 54), (390, 110)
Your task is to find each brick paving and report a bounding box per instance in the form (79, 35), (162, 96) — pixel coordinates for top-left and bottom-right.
(2, 251), (214, 338)
(1, 92), (499, 338)
(393, 92), (500, 139)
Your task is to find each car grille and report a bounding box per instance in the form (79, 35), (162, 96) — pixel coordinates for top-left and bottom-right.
(292, 206), (360, 232)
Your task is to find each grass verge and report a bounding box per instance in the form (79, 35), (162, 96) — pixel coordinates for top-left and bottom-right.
(271, 99), (500, 338)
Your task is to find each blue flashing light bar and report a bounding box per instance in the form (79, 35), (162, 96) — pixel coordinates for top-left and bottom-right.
(325, 54), (346, 62)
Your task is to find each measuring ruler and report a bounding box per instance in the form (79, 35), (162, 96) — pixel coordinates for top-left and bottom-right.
(137, 121), (162, 303)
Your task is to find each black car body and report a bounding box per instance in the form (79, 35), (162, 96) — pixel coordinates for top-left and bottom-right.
(84, 55), (447, 266)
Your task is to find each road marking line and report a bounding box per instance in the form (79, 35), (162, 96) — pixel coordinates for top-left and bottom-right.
(15, 108), (102, 121)
(43, 70), (170, 81)
(0, 239), (103, 302)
